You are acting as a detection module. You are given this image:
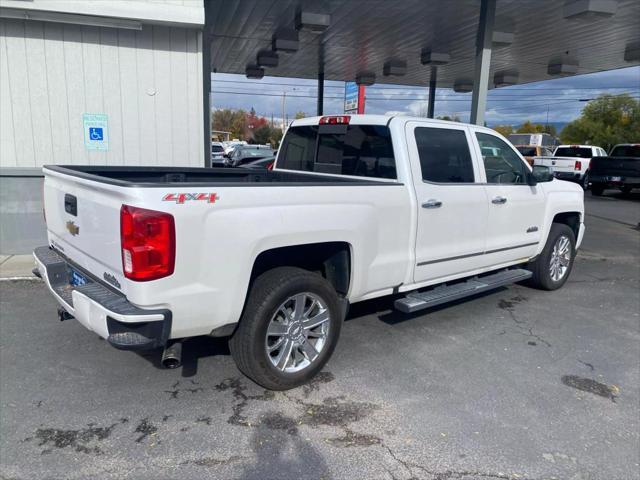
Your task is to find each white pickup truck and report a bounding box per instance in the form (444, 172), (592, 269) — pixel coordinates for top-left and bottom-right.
(533, 144), (607, 190)
(34, 115), (585, 390)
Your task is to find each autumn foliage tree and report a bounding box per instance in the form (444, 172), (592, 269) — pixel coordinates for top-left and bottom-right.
(560, 94), (640, 151)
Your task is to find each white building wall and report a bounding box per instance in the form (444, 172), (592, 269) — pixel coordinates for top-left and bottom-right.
(0, 0), (204, 27)
(0, 17), (204, 168)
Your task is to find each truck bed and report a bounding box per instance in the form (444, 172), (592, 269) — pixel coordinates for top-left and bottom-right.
(44, 165), (393, 187)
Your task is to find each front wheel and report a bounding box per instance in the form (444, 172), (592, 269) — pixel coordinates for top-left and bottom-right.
(229, 267), (343, 390)
(527, 223), (576, 291)
(581, 171), (590, 190)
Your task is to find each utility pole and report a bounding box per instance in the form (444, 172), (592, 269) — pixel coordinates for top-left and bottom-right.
(282, 91), (287, 132)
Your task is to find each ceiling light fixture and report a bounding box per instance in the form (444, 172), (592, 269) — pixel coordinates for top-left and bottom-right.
(547, 56), (579, 76)
(245, 64), (265, 79)
(356, 71), (376, 86)
(383, 59), (407, 76)
(420, 49), (450, 65)
(624, 41), (640, 62)
(563, 0), (618, 19)
(453, 79), (473, 93)
(272, 27), (299, 53)
(295, 10), (330, 33)
(492, 31), (514, 47)
(494, 70), (519, 87)
(257, 50), (279, 68)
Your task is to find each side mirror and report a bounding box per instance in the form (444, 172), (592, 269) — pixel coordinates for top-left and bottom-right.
(531, 165), (554, 183)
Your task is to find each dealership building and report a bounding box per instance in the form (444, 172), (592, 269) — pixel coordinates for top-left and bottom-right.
(1, 0), (639, 254)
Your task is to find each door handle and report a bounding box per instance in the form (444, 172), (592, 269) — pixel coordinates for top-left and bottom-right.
(422, 199), (443, 209)
(492, 196), (507, 205)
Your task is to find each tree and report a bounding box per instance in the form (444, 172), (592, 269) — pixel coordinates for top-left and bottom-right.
(492, 125), (513, 137)
(212, 108), (247, 140)
(516, 121), (556, 137)
(560, 94), (640, 151)
(294, 111), (306, 119)
(252, 125), (272, 145)
(269, 127), (283, 147)
(436, 115), (461, 122)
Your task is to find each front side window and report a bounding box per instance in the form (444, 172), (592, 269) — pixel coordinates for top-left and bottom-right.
(476, 132), (528, 184)
(415, 127), (475, 183)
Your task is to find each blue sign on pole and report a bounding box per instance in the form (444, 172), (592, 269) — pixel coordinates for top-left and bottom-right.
(344, 82), (359, 113)
(83, 113), (109, 151)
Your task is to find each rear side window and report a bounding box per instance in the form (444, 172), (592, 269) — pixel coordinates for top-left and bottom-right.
(610, 145), (640, 157)
(554, 147), (593, 158)
(278, 125), (396, 179)
(415, 127), (474, 183)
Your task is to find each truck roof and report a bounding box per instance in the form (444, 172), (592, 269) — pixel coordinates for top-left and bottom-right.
(556, 144), (596, 148)
(290, 114), (494, 132)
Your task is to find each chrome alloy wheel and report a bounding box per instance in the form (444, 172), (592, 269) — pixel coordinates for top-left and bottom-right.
(265, 292), (331, 373)
(549, 235), (571, 282)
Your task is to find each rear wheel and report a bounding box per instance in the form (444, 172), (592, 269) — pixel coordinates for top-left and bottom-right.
(581, 171), (590, 190)
(591, 183), (605, 196)
(621, 185), (633, 195)
(528, 223), (576, 291)
(229, 267), (343, 390)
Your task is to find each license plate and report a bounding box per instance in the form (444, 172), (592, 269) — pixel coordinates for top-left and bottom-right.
(609, 176), (622, 182)
(70, 269), (87, 287)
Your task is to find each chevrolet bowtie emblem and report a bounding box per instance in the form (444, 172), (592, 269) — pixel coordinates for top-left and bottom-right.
(66, 221), (79, 236)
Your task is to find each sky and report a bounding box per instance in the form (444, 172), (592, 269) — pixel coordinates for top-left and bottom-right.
(211, 65), (640, 128)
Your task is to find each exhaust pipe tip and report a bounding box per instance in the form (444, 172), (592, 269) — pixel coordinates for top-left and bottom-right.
(161, 341), (182, 369)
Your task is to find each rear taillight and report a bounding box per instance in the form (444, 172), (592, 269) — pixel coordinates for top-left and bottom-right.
(267, 161), (274, 171)
(319, 115), (350, 125)
(120, 205), (175, 281)
(574, 160), (582, 171)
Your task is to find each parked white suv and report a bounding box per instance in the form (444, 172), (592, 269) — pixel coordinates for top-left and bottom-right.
(34, 115), (584, 390)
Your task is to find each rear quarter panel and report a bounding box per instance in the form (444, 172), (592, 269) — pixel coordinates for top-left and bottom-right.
(116, 182), (413, 338)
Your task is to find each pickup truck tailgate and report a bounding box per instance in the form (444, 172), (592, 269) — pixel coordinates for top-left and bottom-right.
(533, 156), (583, 174)
(43, 168), (128, 291)
(590, 156), (640, 177)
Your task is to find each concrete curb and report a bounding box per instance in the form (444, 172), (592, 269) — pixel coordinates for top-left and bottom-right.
(0, 254), (37, 280)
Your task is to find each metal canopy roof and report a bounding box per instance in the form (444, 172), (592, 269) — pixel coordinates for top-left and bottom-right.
(207, 0), (640, 88)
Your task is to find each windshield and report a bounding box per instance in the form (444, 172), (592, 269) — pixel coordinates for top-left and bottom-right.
(234, 148), (271, 159)
(516, 146), (537, 156)
(554, 147), (593, 158)
(278, 124), (396, 179)
(610, 145), (640, 158)
(211, 145), (224, 153)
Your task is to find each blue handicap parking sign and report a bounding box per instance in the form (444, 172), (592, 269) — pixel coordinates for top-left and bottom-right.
(83, 114), (108, 151)
(89, 127), (104, 141)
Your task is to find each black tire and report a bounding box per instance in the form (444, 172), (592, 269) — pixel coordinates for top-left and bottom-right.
(620, 185), (633, 196)
(581, 171), (590, 190)
(229, 267), (343, 390)
(591, 183), (605, 196)
(527, 223), (576, 291)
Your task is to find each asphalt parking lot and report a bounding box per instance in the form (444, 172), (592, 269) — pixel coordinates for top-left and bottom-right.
(1, 191), (638, 480)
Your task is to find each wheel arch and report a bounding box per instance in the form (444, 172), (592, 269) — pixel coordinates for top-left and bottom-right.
(552, 211), (581, 239)
(250, 241), (353, 297)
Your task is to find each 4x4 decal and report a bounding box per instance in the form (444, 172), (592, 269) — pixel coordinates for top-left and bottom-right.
(162, 193), (219, 204)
